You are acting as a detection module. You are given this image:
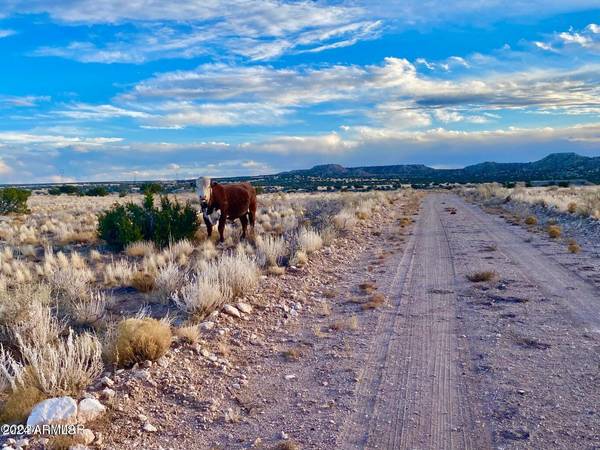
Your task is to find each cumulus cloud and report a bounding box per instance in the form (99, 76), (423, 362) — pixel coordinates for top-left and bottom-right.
(534, 23), (600, 54)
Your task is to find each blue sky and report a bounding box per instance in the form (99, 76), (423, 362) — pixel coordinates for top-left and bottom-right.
(0, 1), (598, 182)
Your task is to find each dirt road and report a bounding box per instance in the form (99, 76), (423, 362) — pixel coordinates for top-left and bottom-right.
(340, 193), (600, 449)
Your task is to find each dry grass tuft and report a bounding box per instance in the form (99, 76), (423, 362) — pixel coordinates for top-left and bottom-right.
(272, 441), (300, 450)
(109, 317), (172, 367)
(1, 330), (103, 396)
(466, 271), (496, 282)
(358, 281), (376, 294)
(567, 202), (577, 214)
(524, 215), (538, 225)
(131, 271), (156, 293)
(361, 293), (386, 310)
(125, 241), (156, 257)
(330, 315), (359, 331)
(282, 347), (303, 361)
(0, 385), (46, 424)
(567, 240), (581, 254)
(547, 224), (562, 239)
(174, 324), (200, 344)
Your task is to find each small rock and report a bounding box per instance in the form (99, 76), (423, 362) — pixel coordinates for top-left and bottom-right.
(143, 422), (158, 433)
(236, 302), (252, 314)
(27, 397), (78, 427)
(200, 321), (215, 331)
(284, 374), (297, 381)
(77, 398), (106, 423)
(100, 376), (114, 387)
(157, 357), (169, 368)
(80, 429), (95, 445)
(100, 388), (115, 400)
(223, 304), (241, 318)
(132, 369), (151, 381)
(138, 414), (148, 421)
(280, 431), (289, 440)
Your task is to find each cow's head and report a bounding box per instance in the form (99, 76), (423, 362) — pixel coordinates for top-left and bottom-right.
(196, 176), (212, 209)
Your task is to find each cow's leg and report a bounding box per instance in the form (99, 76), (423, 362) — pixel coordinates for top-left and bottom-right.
(239, 214), (248, 240)
(217, 217), (226, 243)
(203, 217), (213, 238)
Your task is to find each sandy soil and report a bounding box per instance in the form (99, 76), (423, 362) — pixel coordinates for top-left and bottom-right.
(91, 192), (600, 450)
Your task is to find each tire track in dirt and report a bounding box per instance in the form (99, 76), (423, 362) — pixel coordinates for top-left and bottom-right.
(339, 195), (491, 450)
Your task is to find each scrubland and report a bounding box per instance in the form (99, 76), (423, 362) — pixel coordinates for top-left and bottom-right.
(0, 188), (407, 430)
(463, 183), (600, 219)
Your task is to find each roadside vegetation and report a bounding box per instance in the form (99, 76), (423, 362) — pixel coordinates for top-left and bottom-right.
(0, 187), (411, 426)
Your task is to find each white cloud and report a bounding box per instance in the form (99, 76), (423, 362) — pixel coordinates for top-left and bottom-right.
(0, 131), (123, 150)
(0, 158), (12, 175)
(117, 56), (600, 131)
(242, 133), (356, 154)
(535, 23), (600, 54)
(0, 95), (50, 107)
(25, 1), (380, 63)
(0, 29), (15, 38)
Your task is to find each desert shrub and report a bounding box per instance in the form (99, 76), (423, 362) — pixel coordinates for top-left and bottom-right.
(0, 188), (31, 214)
(298, 227), (323, 253)
(333, 209), (357, 231)
(85, 186), (109, 197)
(198, 252), (259, 298)
(98, 193), (199, 251)
(141, 182), (162, 195)
(69, 291), (107, 327)
(173, 275), (231, 319)
(567, 202), (577, 214)
(48, 185), (81, 196)
(97, 204), (144, 251)
(466, 271), (496, 282)
(109, 317), (172, 367)
(256, 235), (286, 268)
(154, 262), (185, 301)
(524, 215), (538, 225)
(547, 225), (561, 239)
(0, 330), (103, 396)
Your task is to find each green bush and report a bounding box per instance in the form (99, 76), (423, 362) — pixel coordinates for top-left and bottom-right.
(0, 188), (31, 214)
(48, 185), (82, 196)
(141, 182), (162, 195)
(85, 186), (109, 197)
(97, 193), (199, 251)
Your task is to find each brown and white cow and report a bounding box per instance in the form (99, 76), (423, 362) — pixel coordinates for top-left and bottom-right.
(196, 177), (257, 242)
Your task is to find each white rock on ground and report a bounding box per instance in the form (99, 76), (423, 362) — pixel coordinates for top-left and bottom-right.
(236, 302), (253, 314)
(27, 397), (78, 427)
(223, 304), (241, 318)
(77, 398), (106, 423)
(143, 422), (158, 432)
(81, 428), (95, 445)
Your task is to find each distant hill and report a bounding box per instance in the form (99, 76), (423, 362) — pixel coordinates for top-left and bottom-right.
(278, 153), (600, 184)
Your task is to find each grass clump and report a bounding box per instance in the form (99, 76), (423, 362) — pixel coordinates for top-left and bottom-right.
(108, 317), (172, 367)
(567, 240), (581, 254)
(362, 293), (385, 310)
(524, 215), (538, 225)
(466, 271), (496, 282)
(131, 271), (156, 293)
(0, 385), (46, 424)
(547, 224), (562, 239)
